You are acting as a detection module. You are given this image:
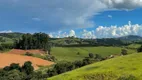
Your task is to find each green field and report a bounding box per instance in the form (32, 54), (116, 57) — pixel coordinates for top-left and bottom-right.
(127, 44), (141, 49)
(49, 53), (142, 80)
(51, 47), (136, 62)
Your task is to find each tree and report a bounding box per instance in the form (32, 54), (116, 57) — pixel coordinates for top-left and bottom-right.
(77, 52), (80, 55)
(22, 61), (34, 75)
(88, 53), (94, 58)
(121, 49), (127, 55)
(46, 43), (52, 55)
(74, 61), (83, 68)
(95, 54), (102, 60)
(137, 45), (142, 52)
(3, 63), (21, 71)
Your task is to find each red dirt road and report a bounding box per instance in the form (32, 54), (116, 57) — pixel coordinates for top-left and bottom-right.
(0, 54), (54, 70)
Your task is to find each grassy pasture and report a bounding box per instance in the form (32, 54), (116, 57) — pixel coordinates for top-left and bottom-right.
(49, 53), (142, 80)
(51, 47), (135, 62)
(127, 44), (141, 49)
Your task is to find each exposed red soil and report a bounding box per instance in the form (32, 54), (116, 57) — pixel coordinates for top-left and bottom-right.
(5, 49), (45, 55)
(0, 54), (54, 70)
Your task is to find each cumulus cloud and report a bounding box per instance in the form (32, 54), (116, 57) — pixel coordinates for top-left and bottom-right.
(101, 0), (142, 10)
(69, 30), (76, 37)
(53, 21), (142, 39)
(50, 30), (76, 38)
(1, 0), (142, 32)
(95, 21), (142, 38)
(82, 30), (96, 39)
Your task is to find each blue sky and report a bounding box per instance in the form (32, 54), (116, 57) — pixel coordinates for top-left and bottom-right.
(0, 0), (142, 38)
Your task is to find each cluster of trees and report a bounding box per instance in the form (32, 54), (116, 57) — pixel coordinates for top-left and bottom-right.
(0, 61), (49, 80)
(0, 43), (14, 51)
(15, 33), (51, 54)
(51, 37), (131, 47)
(0, 32), (23, 40)
(47, 53), (104, 77)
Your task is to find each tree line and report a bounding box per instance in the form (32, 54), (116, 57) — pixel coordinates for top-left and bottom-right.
(15, 33), (51, 54)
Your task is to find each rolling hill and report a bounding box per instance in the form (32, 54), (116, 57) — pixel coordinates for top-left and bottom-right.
(118, 35), (142, 41)
(49, 53), (142, 80)
(51, 47), (136, 62)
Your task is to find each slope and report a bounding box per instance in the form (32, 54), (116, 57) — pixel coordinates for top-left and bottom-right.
(49, 53), (142, 80)
(51, 47), (135, 62)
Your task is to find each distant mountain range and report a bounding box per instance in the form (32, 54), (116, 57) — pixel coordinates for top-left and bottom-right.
(118, 35), (142, 41)
(0, 32), (23, 39)
(0, 32), (142, 42)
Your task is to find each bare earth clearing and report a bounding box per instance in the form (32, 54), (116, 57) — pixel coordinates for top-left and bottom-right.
(5, 49), (45, 55)
(0, 49), (53, 70)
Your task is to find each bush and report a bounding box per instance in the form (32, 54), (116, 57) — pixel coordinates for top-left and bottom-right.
(3, 63), (21, 71)
(95, 54), (103, 61)
(73, 61), (83, 68)
(137, 45), (142, 52)
(44, 55), (57, 62)
(25, 52), (33, 56)
(0, 70), (26, 80)
(89, 53), (94, 58)
(121, 49), (128, 55)
(77, 52), (80, 55)
(22, 61), (34, 75)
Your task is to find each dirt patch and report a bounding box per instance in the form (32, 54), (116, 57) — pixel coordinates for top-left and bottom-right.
(5, 49), (46, 55)
(0, 54), (54, 70)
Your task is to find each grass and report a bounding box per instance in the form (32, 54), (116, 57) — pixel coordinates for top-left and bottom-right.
(49, 53), (142, 80)
(127, 44), (141, 49)
(51, 47), (136, 62)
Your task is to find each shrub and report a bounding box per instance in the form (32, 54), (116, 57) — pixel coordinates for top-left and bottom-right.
(3, 63), (21, 71)
(77, 52), (80, 55)
(25, 52), (33, 56)
(137, 45), (142, 52)
(95, 54), (103, 61)
(22, 61), (34, 75)
(73, 61), (83, 68)
(121, 49), (128, 55)
(89, 53), (94, 58)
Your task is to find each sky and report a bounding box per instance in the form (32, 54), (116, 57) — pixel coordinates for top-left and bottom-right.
(0, 0), (142, 38)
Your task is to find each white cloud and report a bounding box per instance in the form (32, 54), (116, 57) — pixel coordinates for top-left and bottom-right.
(0, 30), (12, 33)
(1, 0), (142, 32)
(95, 21), (142, 38)
(32, 18), (41, 21)
(52, 21), (142, 39)
(101, 0), (142, 10)
(49, 33), (53, 38)
(69, 30), (76, 37)
(81, 29), (96, 39)
(108, 15), (112, 18)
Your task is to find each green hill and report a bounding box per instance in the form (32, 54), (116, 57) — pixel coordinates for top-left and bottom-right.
(118, 35), (142, 41)
(51, 47), (135, 62)
(49, 53), (142, 80)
